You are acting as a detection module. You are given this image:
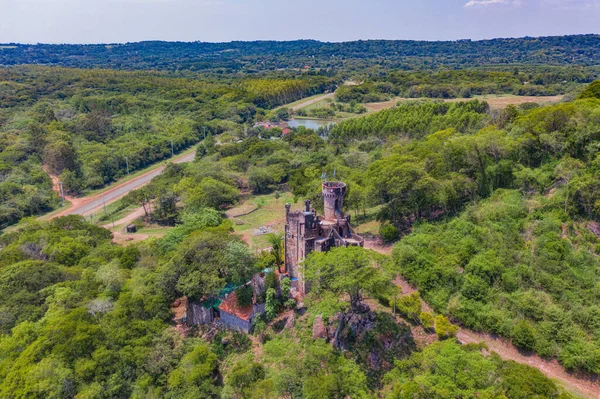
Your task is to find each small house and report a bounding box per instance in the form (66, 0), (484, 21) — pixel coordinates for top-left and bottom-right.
(218, 292), (265, 333)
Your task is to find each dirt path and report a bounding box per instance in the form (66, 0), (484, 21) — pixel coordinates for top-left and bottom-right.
(44, 166), (87, 210)
(457, 330), (600, 398)
(102, 206), (147, 230)
(366, 244), (600, 399)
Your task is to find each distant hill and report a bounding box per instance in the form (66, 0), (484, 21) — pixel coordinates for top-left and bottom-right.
(1, 35), (600, 71)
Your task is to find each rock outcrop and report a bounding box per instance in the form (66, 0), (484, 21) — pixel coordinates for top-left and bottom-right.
(312, 315), (329, 340)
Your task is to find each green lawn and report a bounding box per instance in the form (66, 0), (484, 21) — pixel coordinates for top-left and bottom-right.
(231, 192), (302, 250)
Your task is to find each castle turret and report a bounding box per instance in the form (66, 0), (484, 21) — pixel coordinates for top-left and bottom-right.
(322, 181), (346, 221)
(284, 180), (363, 296)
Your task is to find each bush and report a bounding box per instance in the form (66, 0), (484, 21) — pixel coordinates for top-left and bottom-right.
(397, 292), (422, 322)
(435, 315), (459, 339)
(513, 320), (536, 351)
(380, 224), (400, 243)
(420, 312), (435, 330)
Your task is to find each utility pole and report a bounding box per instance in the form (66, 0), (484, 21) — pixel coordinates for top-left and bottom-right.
(125, 156), (130, 175)
(58, 181), (65, 205)
(171, 140), (174, 157)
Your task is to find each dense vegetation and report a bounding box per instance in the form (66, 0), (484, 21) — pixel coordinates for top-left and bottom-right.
(2, 35), (600, 71)
(336, 67), (597, 102)
(0, 66), (333, 229)
(96, 82), (600, 379)
(0, 214), (573, 398)
(2, 38), (600, 398)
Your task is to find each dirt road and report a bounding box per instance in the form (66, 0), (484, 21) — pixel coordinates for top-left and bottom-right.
(395, 275), (600, 397)
(52, 150), (196, 218)
(457, 329), (600, 398)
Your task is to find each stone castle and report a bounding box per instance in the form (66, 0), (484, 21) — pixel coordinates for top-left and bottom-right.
(284, 181), (364, 293)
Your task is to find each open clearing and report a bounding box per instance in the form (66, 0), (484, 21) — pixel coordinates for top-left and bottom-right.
(229, 192), (303, 251)
(363, 94), (564, 113)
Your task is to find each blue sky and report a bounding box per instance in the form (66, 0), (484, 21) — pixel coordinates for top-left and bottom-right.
(1, 0), (599, 44)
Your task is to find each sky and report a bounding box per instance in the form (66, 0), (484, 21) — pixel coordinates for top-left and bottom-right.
(1, 0), (599, 44)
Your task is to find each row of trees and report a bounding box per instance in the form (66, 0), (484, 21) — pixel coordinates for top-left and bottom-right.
(336, 68), (594, 103)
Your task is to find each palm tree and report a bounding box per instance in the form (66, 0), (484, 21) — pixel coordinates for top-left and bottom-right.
(266, 233), (284, 273)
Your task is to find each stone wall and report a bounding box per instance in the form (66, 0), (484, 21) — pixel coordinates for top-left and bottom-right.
(220, 311), (252, 333)
(186, 302), (214, 326)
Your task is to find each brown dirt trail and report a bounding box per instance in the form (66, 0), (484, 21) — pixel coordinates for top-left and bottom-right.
(367, 244), (600, 399)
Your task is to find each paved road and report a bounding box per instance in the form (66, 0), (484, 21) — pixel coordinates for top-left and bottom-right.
(57, 92), (331, 218)
(67, 151), (196, 216)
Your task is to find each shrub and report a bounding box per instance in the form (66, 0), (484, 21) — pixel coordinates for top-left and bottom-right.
(513, 320), (536, 351)
(420, 312), (435, 330)
(435, 315), (459, 339)
(380, 224), (400, 243)
(397, 292), (422, 322)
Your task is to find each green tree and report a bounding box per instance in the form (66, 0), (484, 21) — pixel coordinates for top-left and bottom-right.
(265, 288), (278, 320)
(167, 344), (219, 398)
(154, 191), (178, 224)
(266, 233), (284, 273)
(43, 141), (77, 175)
(304, 246), (394, 311)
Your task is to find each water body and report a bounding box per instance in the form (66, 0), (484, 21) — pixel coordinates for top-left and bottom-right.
(287, 118), (335, 130)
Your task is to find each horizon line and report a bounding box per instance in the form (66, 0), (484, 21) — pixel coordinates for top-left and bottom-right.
(2, 33), (599, 47)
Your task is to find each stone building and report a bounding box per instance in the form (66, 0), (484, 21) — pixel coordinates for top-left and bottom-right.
(179, 273), (268, 333)
(217, 293), (266, 333)
(284, 181), (364, 294)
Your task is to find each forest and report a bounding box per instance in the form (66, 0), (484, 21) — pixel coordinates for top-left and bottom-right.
(0, 66), (333, 229)
(2, 37), (600, 398)
(335, 67), (599, 102)
(2, 35), (600, 71)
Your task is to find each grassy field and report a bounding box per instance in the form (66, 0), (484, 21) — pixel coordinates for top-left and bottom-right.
(230, 192), (303, 250)
(274, 93), (333, 111)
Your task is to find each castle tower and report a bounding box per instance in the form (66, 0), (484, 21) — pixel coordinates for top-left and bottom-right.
(322, 181), (346, 221)
(284, 181), (363, 296)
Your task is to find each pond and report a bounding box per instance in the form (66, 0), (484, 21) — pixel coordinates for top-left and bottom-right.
(287, 118), (335, 130)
